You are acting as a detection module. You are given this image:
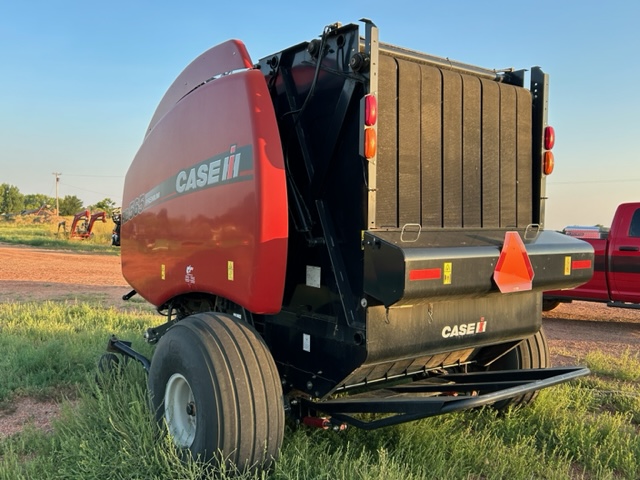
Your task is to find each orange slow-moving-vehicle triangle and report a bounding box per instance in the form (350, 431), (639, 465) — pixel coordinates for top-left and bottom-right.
(493, 231), (534, 293)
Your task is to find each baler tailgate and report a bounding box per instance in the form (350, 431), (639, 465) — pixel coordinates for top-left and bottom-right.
(302, 366), (590, 430)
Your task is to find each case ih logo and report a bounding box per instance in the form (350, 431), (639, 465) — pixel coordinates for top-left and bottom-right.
(176, 144), (242, 193)
(442, 318), (487, 338)
(122, 144), (253, 224)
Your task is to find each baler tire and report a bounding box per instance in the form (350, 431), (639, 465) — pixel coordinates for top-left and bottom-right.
(148, 312), (284, 472)
(488, 328), (550, 410)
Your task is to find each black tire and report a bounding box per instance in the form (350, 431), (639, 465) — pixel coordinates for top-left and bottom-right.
(95, 353), (123, 386)
(542, 298), (560, 312)
(148, 312), (284, 472)
(487, 328), (550, 410)
(97, 352), (121, 374)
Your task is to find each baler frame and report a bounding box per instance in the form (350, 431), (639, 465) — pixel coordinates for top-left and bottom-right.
(108, 18), (595, 472)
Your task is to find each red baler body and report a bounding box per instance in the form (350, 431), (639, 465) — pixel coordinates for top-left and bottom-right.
(121, 41), (288, 313)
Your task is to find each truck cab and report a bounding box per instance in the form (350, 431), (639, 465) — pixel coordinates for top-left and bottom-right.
(545, 202), (640, 308)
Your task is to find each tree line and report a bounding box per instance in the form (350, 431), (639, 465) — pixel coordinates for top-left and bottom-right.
(0, 183), (118, 217)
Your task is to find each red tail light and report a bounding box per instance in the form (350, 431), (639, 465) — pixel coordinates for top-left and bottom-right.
(544, 126), (555, 150)
(365, 94), (377, 126)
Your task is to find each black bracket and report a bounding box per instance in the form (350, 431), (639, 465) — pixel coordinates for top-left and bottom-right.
(122, 290), (137, 301)
(106, 336), (151, 373)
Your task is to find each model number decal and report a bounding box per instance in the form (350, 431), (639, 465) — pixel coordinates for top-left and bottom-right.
(442, 317), (487, 338)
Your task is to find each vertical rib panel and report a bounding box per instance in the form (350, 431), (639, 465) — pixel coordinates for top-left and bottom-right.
(376, 55), (399, 228)
(442, 71), (463, 227)
(397, 59), (422, 226)
(462, 76), (482, 227)
(499, 84), (517, 228)
(376, 52), (533, 232)
(516, 88), (533, 227)
(481, 80), (500, 228)
(420, 65), (443, 228)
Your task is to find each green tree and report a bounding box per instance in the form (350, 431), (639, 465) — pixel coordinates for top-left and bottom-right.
(23, 193), (56, 211)
(88, 197), (117, 217)
(0, 183), (24, 214)
(59, 195), (84, 216)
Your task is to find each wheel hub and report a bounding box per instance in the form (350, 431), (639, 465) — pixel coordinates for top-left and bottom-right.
(164, 373), (197, 448)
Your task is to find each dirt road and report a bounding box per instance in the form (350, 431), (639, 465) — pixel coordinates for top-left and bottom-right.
(0, 244), (128, 305)
(543, 302), (640, 364)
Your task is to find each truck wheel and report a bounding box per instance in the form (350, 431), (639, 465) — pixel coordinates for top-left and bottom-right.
(542, 299), (560, 311)
(487, 328), (550, 410)
(148, 312), (284, 472)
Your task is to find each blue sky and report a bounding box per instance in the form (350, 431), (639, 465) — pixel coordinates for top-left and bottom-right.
(1, 1), (638, 229)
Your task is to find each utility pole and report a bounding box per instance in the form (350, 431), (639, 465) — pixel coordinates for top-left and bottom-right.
(52, 172), (61, 215)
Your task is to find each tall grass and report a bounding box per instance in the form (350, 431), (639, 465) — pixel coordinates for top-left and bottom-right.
(0, 302), (156, 402)
(1, 302), (639, 479)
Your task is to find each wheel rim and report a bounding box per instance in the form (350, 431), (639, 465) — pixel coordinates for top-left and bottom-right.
(164, 373), (197, 448)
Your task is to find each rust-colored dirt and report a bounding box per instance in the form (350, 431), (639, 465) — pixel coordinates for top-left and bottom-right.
(0, 244), (129, 306)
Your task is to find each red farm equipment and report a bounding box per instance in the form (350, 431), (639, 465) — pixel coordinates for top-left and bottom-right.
(68, 210), (107, 239)
(104, 20), (593, 473)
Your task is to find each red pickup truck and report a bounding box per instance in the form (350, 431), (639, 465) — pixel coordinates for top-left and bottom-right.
(544, 202), (640, 310)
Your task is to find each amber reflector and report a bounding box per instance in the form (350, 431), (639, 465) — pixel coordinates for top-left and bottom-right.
(543, 151), (555, 175)
(364, 128), (377, 159)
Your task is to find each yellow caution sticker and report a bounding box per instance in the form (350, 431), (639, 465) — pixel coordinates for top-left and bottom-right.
(443, 262), (452, 285)
(564, 256), (571, 276)
(228, 261), (234, 281)
(161, 264), (166, 280)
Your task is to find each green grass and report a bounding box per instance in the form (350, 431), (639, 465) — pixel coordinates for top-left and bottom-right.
(1, 302), (639, 479)
(0, 302), (157, 402)
(0, 221), (118, 254)
(583, 350), (640, 382)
